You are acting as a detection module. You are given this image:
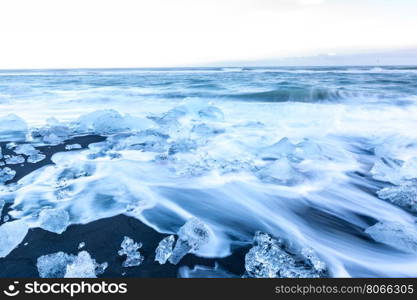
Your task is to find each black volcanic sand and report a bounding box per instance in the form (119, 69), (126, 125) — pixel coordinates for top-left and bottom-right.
(0, 135), (249, 278)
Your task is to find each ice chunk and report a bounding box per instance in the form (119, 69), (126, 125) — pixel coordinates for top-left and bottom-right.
(295, 139), (323, 160)
(75, 109), (152, 135)
(32, 118), (72, 145)
(257, 157), (302, 185)
(0, 146), (2, 159)
(0, 114), (28, 141)
(118, 236), (144, 267)
(14, 144), (37, 156)
(370, 158), (404, 185)
(78, 242), (85, 249)
(38, 208), (70, 234)
(259, 137), (296, 160)
(155, 235), (175, 264)
(27, 153), (46, 163)
(65, 143), (82, 150)
(5, 155), (25, 165)
(108, 130), (169, 153)
(64, 251), (107, 278)
(169, 218), (210, 265)
(0, 167), (16, 184)
(37, 250), (107, 278)
(0, 220), (29, 258)
(37, 251), (74, 278)
(0, 199), (4, 215)
(198, 106), (224, 121)
(168, 139), (197, 155)
(191, 123), (225, 136)
(377, 183), (417, 213)
(365, 222), (417, 254)
(245, 232), (326, 278)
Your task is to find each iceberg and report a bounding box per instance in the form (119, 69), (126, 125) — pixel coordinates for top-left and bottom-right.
(0, 220), (29, 258)
(169, 218), (210, 265)
(38, 208), (70, 234)
(0, 114), (28, 141)
(118, 236), (144, 267)
(155, 235), (175, 264)
(0, 167), (16, 184)
(365, 222), (417, 254)
(244, 232), (326, 278)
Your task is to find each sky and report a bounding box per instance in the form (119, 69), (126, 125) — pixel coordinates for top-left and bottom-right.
(0, 0), (416, 68)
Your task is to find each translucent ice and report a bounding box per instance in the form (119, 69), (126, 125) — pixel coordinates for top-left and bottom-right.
(5, 155), (25, 165)
(259, 137), (296, 160)
(370, 158), (404, 185)
(169, 218), (210, 265)
(65, 143), (82, 150)
(0, 220), (29, 258)
(256, 157), (303, 185)
(168, 139), (197, 155)
(13, 144), (46, 163)
(32, 118), (72, 145)
(191, 123), (225, 137)
(377, 183), (417, 213)
(0, 167), (16, 184)
(155, 235), (175, 264)
(198, 106), (224, 121)
(118, 236), (144, 267)
(365, 222), (417, 254)
(0, 114), (28, 141)
(38, 208), (70, 234)
(37, 251), (74, 278)
(37, 251), (107, 278)
(244, 232), (326, 278)
(65, 251), (107, 278)
(27, 153), (46, 163)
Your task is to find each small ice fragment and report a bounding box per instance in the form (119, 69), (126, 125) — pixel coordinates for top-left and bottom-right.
(38, 208), (70, 234)
(155, 235), (175, 264)
(78, 242), (86, 249)
(245, 232), (326, 278)
(27, 153), (46, 163)
(365, 222), (417, 254)
(5, 155), (25, 165)
(0, 114), (28, 141)
(3, 215), (10, 222)
(37, 252), (74, 278)
(64, 251), (102, 278)
(118, 236), (144, 267)
(257, 157), (302, 185)
(24, 242), (28, 246)
(169, 218), (210, 265)
(259, 137), (296, 160)
(198, 106), (224, 121)
(0, 220), (29, 258)
(0, 167), (16, 184)
(377, 183), (417, 213)
(65, 143), (82, 150)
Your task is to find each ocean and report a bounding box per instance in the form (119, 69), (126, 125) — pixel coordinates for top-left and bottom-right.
(1, 66), (417, 277)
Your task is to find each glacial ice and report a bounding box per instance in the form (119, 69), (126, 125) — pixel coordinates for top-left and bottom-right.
(244, 232), (326, 278)
(155, 235), (175, 264)
(191, 123), (225, 137)
(78, 242), (85, 249)
(37, 251), (107, 278)
(198, 106), (224, 121)
(5, 155), (25, 165)
(0, 146), (2, 159)
(377, 183), (417, 213)
(370, 158), (405, 185)
(259, 137), (296, 160)
(0, 114), (28, 141)
(65, 143), (82, 150)
(13, 144), (46, 163)
(38, 208), (70, 234)
(168, 139), (197, 155)
(169, 218), (210, 265)
(256, 157), (303, 185)
(31, 118), (72, 145)
(75, 109), (153, 135)
(27, 153), (46, 163)
(0, 220), (29, 258)
(0, 167), (16, 184)
(64, 251), (108, 278)
(0, 199), (4, 215)
(118, 236), (144, 267)
(365, 222), (417, 254)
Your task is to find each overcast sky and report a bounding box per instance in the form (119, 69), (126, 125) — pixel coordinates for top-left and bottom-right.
(0, 0), (416, 68)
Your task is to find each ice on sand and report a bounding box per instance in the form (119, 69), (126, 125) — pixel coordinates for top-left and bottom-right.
(14, 144), (46, 163)
(37, 251), (108, 278)
(38, 208), (70, 234)
(31, 118), (72, 145)
(65, 251), (108, 278)
(118, 236), (144, 267)
(65, 143), (82, 150)
(0, 167), (16, 184)
(244, 232), (326, 278)
(365, 222), (417, 254)
(5, 155), (25, 165)
(0, 220), (29, 258)
(169, 218), (210, 265)
(0, 114), (28, 141)
(155, 235), (175, 264)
